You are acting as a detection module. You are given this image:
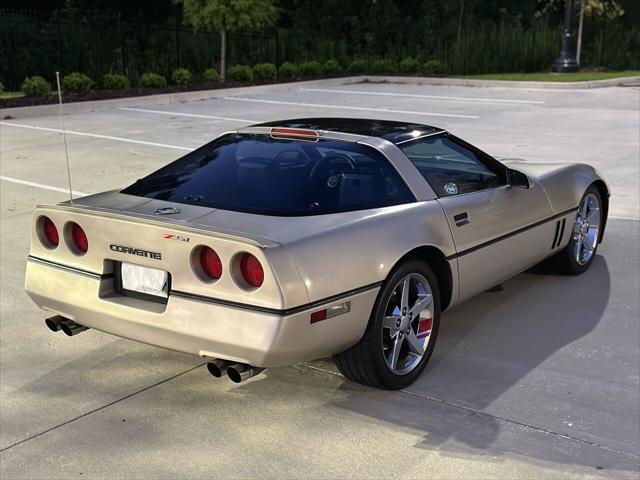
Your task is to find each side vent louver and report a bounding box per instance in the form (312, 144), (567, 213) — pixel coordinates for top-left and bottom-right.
(551, 218), (567, 250)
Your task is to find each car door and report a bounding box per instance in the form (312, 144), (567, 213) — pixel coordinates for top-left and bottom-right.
(398, 133), (555, 302)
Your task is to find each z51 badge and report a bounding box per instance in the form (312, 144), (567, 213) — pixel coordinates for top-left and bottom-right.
(163, 234), (190, 242)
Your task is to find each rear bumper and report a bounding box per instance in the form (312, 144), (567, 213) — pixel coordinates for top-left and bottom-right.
(25, 257), (378, 367)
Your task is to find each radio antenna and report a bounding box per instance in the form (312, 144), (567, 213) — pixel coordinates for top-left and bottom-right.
(55, 71), (74, 204)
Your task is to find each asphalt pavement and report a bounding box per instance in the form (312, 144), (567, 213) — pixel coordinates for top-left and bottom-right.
(1, 77), (639, 479)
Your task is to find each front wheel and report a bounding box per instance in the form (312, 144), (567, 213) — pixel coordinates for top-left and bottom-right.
(549, 186), (603, 275)
(334, 259), (441, 390)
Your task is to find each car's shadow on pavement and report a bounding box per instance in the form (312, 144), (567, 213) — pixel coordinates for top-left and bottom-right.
(325, 255), (637, 471)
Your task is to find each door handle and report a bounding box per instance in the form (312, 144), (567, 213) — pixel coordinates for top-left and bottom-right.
(454, 212), (470, 227)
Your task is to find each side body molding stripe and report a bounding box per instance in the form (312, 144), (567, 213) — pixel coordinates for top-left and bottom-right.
(446, 206), (579, 261)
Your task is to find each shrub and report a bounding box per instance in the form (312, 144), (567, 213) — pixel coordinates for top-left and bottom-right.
(371, 59), (397, 74)
(21, 76), (52, 96)
(203, 68), (221, 82)
(253, 63), (277, 80)
(62, 72), (94, 92)
(398, 57), (421, 74)
(423, 59), (446, 75)
(139, 72), (167, 88)
(348, 59), (370, 74)
(172, 68), (193, 85)
(278, 62), (298, 78)
(102, 73), (130, 89)
(322, 59), (343, 75)
(227, 65), (254, 82)
(299, 60), (322, 76)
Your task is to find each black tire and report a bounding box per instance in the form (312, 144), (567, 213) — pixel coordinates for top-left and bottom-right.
(334, 259), (441, 390)
(548, 185), (603, 275)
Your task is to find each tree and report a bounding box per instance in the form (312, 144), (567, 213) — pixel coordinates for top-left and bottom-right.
(181, 0), (279, 81)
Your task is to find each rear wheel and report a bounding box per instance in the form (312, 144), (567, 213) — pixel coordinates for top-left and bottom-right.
(334, 259), (440, 390)
(550, 186), (603, 275)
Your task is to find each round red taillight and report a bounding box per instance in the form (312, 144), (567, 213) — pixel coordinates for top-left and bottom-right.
(42, 217), (59, 247)
(240, 253), (264, 288)
(200, 246), (222, 280)
(70, 223), (88, 253)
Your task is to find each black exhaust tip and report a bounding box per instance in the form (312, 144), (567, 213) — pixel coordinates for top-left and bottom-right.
(206, 359), (231, 378)
(227, 366), (242, 383)
(60, 319), (88, 336)
(207, 362), (223, 378)
(226, 364), (264, 383)
(45, 315), (65, 332)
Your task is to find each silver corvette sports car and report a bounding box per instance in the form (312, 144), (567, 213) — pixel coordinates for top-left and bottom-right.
(26, 118), (609, 389)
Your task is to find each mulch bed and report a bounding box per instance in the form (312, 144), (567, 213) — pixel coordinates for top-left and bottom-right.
(0, 77), (307, 109)
(0, 76), (352, 109)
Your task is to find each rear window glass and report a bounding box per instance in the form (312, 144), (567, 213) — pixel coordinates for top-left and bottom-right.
(122, 134), (414, 216)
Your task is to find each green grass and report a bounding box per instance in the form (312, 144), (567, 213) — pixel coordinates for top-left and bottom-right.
(0, 91), (25, 99)
(458, 71), (640, 82)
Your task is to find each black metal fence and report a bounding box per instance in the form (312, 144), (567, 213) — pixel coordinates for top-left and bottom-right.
(1, 8), (638, 90)
(0, 10), (279, 89)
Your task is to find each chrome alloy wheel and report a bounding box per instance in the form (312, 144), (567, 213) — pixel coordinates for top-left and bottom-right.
(382, 273), (434, 375)
(573, 192), (601, 266)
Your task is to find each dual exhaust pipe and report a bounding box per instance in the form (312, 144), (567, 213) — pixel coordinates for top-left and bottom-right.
(207, 359), (264, 383)
(45, 315), (89, 336)
(45, 317), (260, 383)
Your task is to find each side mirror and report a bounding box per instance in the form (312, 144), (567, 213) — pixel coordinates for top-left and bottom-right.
(508, 169), (530, 189)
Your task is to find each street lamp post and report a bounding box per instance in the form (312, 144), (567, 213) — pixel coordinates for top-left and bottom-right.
(551, 0), (579, 73)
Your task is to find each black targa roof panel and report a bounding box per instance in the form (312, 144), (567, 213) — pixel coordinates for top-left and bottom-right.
(253, 118), (444, 144)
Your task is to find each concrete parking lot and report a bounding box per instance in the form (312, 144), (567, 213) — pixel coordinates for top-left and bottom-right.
(1, 77), (639, 478)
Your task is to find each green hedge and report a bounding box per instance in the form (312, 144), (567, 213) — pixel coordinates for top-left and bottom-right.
(227, 65), (254, 82)
(348, 59), (369, 74)
(139, 72), (167, 88)
(203, 68), (221, 82)
(172, 68), (193, 85)
(21, 76), (52, 96)
(399, 57), (421, 74)
(62, 72), (94, 92)
(278, 62), (298, 78)
(253, 63), (277, 79)
(423, 59), (446, 75)
(298, 61), (322, 76)
(102, 73), (129, 89)
(322, 59), (343, 74)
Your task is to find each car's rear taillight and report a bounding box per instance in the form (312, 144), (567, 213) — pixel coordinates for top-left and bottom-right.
(70, 222), (88, 253)
(240, 253), (264, 288)
(41, 216), (59, 248)
(200, 246), (222, 280)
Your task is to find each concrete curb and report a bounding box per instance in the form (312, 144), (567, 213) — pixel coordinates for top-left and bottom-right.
(353, 75), (640, 90)
(2, 74), (638, 119)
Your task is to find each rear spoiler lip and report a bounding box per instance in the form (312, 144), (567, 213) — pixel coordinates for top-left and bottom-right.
(38, 203), (276, 248)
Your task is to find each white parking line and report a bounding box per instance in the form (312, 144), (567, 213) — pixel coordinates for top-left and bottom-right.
(0, 176), (89, 197)
(610, 215), (640, 221)
(222, 97), (480, 120)
(0, 122), (194, 151)
(301, 88), (546, 105)
(119, 107), (261, 124)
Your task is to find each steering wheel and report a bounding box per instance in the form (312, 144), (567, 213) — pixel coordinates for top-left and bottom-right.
(309, 153), (356, 180)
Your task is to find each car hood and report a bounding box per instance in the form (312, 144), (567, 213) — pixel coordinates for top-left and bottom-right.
(500, 159), (578, 180)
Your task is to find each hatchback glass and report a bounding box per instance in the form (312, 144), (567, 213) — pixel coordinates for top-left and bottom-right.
(122, 134), (415, 216)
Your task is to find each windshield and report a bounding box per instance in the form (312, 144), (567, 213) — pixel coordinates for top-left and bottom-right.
(122, 134), (414, 216)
